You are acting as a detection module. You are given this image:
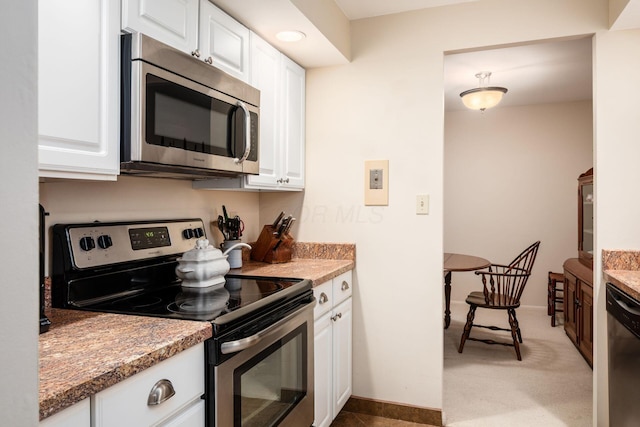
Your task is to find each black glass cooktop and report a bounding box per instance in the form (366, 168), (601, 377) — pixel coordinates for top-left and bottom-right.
(83, 275), (305, 323)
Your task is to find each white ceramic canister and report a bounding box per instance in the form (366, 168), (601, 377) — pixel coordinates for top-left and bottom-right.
(222, 240), (243, 269)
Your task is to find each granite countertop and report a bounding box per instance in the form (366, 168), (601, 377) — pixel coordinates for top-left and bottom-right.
(232, 258), (354, 286)
(40, 242), (356, 420)
(39, 309), (212, 420)
(603, 250), (640, 301)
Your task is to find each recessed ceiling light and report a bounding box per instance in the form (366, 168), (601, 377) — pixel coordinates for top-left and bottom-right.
(276, 30), (306, 42)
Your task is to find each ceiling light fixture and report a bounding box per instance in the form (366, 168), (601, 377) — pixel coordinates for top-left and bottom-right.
(460, 72), (508, 111)
(275, 30), (306, 42)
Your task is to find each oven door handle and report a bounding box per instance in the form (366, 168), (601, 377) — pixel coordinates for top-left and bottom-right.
(220, 302), (312, 354)
(234, 101), (251, 165)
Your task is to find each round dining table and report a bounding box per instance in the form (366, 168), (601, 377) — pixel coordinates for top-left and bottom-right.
(443, 252), (491, 329)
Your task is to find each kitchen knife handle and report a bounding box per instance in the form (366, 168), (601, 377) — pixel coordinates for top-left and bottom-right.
(272, 211), (285, 228)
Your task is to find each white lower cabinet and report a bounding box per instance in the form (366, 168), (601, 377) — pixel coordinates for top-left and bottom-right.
(312, 271), (353, 427)
(40, 398), (90, 427)
(92, 343), (205, 427)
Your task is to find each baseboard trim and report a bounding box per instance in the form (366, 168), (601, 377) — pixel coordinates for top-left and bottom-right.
(343, 396), (443, 426)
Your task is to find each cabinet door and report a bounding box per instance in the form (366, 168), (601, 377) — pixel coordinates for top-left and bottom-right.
(313, 312), (333, 427)
(246, 33), (281, 188)
(199, 0), (250, 81)
(279, 56), (306, 189)
(563, 272), (578, 344)
(122, 0), (198, 54)
(38, 0), (120, 180)
(578, 283), (593, 364)
(40, 398), (89, 427)
(332, 298), (352, 417)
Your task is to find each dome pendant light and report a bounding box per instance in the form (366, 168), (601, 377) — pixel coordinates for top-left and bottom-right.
(460, 72), (508, 111)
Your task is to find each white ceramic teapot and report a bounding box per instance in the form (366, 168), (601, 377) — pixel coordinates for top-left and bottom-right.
(175, 239), (251, 288)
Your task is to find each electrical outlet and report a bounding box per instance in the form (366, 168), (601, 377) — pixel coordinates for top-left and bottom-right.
(364, 160), (389, 206)
(416, 194), (429, 215)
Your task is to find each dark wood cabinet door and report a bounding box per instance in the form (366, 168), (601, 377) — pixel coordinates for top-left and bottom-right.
(564, 272), (578, 344)
(578, 282), (593, 366)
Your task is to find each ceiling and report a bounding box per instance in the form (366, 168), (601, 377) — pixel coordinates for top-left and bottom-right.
(334, 0), (477, 20)
(444, 37), (593, 112)
(213, 0), (640, 111)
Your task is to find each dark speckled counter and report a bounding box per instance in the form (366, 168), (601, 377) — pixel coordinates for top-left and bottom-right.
(39, 242), (356, 421)
(39, 309), (212, 420)
(232, 258), (354, 285)
(603, 250), (640, 300)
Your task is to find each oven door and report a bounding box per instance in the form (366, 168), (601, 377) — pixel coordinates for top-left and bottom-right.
(127, 60), (259, 174)
(212, 301), (314, 427)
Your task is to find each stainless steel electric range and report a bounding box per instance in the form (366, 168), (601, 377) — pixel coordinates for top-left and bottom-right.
(51, 218), (315, 427)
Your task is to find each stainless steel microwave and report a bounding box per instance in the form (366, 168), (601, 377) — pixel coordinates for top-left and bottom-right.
(120, 33), (259, 179)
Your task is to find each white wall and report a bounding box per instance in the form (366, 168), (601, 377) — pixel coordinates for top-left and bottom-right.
(445, 101), (593, 307)
(39, 177), (260, 274)
(593, 27), (640, 427)
(0, 1), (39, 425)
(262, 0), (609, 416)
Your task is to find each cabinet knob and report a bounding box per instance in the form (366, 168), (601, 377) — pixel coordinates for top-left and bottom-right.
(191, 49), (200, 58)
(318, 292), (328, 304)
(147, 379), (175, 406)
(205, 57), (213, 65)
(331, 313), (342, 322)
(341, 281), (349, 291)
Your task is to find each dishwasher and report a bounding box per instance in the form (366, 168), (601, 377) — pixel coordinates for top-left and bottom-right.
(606, 283), (640, 427)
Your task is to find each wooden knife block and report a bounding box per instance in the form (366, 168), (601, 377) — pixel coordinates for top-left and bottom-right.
(250, 225), (294, 263)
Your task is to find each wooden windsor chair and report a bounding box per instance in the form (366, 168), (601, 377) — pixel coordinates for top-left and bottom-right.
(458, 241), (540, 361)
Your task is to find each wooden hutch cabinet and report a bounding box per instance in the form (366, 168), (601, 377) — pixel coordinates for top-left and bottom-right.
(563, 168), (594, 367)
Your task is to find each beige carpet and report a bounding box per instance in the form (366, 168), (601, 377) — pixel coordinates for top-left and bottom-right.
(443, 301), (592, 426)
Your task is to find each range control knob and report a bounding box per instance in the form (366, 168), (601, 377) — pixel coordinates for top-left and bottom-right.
(194, 227), (205, 238)
(97, 235), (113, 249)
(79, 236), (95, 251)
(183, 229), (194, 239)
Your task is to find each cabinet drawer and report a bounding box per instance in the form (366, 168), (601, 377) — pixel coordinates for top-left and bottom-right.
(313, 281), (333, 319)
(92, 343), (204, 427)
(332, 271), (353, 306)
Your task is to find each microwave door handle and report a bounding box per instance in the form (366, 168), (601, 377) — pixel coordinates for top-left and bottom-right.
(234, 101), (251, 164)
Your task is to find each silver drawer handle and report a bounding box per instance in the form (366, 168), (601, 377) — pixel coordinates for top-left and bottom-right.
(319, 292), (328, 304)
(191, 49), (200, 58)
(341, 281), (350, 291)
(332, 313), (342, 322)
(205, 56), (213, 65)
(147, 379), (175, 406)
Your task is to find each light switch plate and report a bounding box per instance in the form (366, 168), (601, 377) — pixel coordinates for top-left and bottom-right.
(364, 160), (389, 206)
(416, 194), (429, 215)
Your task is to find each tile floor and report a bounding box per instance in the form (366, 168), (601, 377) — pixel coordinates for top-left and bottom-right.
(330, 411), (437, 427)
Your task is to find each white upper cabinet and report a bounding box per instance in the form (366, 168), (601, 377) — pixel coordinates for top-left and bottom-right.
(122, 0), (250, 82)
(199, 0), (250, 82)
(193, 32), (306, 191)
(38, 0), (120, 180)
(278, 55), (306, 189)
(121, 0), (199, 54)
(245, 33), (282, 187)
